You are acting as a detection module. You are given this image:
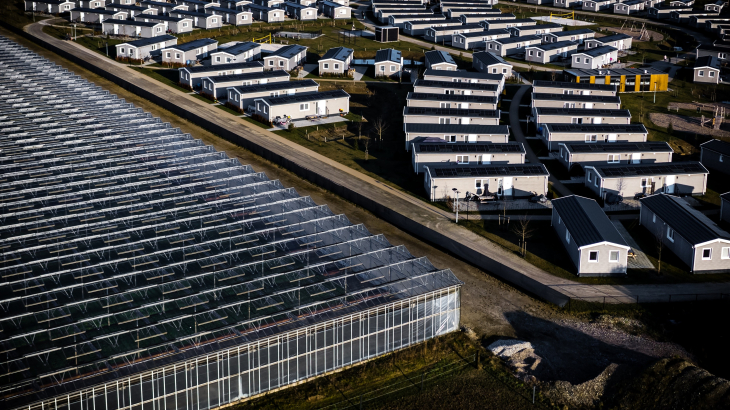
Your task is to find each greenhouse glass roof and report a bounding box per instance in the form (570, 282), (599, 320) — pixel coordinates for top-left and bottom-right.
(0, 36), (462, 407)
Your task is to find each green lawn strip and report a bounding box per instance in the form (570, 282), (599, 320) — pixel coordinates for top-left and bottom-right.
(130, 67), (192, 93)
(215, 104), (243, 116)
(241, 116), (272, 129)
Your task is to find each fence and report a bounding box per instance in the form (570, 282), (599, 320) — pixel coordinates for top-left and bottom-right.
(275, 30), (323, 39)
(566, 293), (730, 311)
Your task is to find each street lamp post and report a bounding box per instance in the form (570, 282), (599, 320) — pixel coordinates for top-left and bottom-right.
(452, 188), (460, 223)
(653, 81), (657, 104)
(73, 24), (77, 41)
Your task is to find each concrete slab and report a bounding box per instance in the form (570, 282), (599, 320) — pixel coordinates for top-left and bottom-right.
(353, 66), (367, 81)
(267, 115), (349, 131)
(612, 220), (654, 269)
(299, 63), (317, 78)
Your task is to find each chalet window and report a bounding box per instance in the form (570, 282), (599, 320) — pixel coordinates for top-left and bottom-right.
(503, 68), (507, 74)
(379, 65), (385, 72)
(698, 70), (704, 77)
(666, 226), (675, 242)
(456, 155), (469, 164)
(166, 52), (171, 58)
(390, 65), (396, 72)
(722, 247), (730, 259)
(269, 60), (274, 66)
(120, 48), (125, 54)
(609, 250), (619, 262)
(440, 103), (451, 108)
(334, 64), (339, 69)
(652, 214), (656, 223)
(447, 135), (457, 142)
(528, 50), (534, 56)
(270, 91), (279, 97)
(183, 22), (188, 27)
(439, 118), (451, 124)
(323, 63), (329, 69)
(299, 103), (309, 111)
(641, 178), (652, 187)
(702, 248), (712, 260)
(216, 56), (221, 62)
(279, 61), (284, 66)
(175, 53), (180, 59)
(711, 71), (716, 77)
(585, 134), (597, 142)
(588, 251), (599, 262)
(575, 57), (581, 63)
(608, 154), (620, 163)
(587, 171), (592, 182)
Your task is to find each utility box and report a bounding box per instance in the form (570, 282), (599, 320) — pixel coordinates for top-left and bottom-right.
(375, 26), (399, 43)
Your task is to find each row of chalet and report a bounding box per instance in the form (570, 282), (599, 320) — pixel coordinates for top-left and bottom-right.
(551, 190), (730, 277)
(529, 81), (710, 200)
(32, 0), (353, 37)
(396, 63), (551, 203)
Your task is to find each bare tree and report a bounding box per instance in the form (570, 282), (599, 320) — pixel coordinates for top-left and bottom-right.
(511, 215), (536, 257)
(371, 117), (389, 144)
(655, 225), (665, 275)
(616, 178), (626, 199)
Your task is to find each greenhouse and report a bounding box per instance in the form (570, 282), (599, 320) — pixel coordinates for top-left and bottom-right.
(0, 36), (462, 410)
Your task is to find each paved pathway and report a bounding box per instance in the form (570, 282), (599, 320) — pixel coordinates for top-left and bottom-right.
(23, 21), (730, 305)
(508, 85), (574, 197)
(352, 66), (366, 81)
(299, 63), (317, 78)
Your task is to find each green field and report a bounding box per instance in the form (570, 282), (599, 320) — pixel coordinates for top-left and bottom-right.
(231, 331), (557, 410)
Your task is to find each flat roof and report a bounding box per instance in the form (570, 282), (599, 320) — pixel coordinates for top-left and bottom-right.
(531, 93), (620, 103)
(535, 107), (631, 117)
(404, 106), (499, 117)
(165, 38), (217, 52)
(472, 50), (510, 66)
(527, 40), (578, 51)
(533, 80), (616, 91)
(562, 141), (672, 153)
(591, 161), (708, 178)
(424, 50), (456, 66)
(182, 61), (263, 73)
(117, 35), (176, 48)
(700, 139), (730, 155)
(574, 45), (618, 57)
(458, 29), (510, 38)
(261, 89), (349, 106)
(406, 92), (497, 104)
(375, 48), (401, 64)
(266, 44), (308, 58)
(552, 195), (628, 247)
(414, 79), (498, 91)
(544, 123), (647, 133)
(231, 79), (318, 94)
(404, 123), (509, 134)
(564, 67), (667, 77)
(214, 41), (260, 56)
(423, 68), (503, 81)
(641, 193), (730, 244)
(414, 142), (524, 153)
(430, 164), (549, 177)
(321, 46), (354, 62)
(205, 70), (289, 83)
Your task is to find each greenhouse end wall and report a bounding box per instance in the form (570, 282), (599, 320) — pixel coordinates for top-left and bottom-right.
(24, 287), (460, 410)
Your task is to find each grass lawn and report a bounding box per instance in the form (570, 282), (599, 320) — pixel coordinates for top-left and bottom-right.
(131, 67), (195, 93)
(270, 81), (431, 201)
(231, 332), (554, 410)
(215, 104), (243, 116)
(242, 116), (272, 129)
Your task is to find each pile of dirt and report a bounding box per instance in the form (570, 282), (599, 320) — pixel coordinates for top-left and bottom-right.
(604, 358), (730, 410)
(541, 363), (627, 409)
(487, 339), (543, 378)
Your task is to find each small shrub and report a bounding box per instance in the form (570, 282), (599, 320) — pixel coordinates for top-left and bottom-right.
(199, 91), (217, 102)
(225, 101), (244, 114)
(288, 122), (296, 132)
(251, 113), (272, 127)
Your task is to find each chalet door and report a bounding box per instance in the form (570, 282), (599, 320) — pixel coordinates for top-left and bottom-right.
(460, 118), (470, 125)
(113, 24), (119, 35)
(467, 134), (477, 142)
(585, 103), (593, 109)
(592, 117), (602, 124)
(460, 103), (468, 109)
(608, 133), (617, 142)
(665, 175), (675, 193)
(483, 154), (492, 164)
(260, 78), (268, 84)
(631, 153), (641, 164)
(582, 90), (590, 95)
(80, 12), (84, 21)
(317, 101), (326, 115)
(463, 90), (471, 95)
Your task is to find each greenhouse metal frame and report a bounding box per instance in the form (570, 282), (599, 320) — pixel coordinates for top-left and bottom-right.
(0, 36), (462, 410)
